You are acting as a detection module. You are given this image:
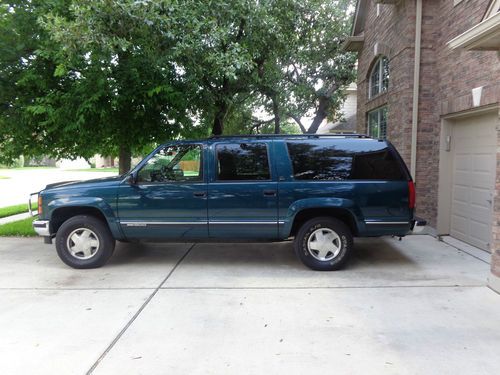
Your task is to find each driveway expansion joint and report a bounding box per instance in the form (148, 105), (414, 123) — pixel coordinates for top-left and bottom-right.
(85, 243), (196, 375)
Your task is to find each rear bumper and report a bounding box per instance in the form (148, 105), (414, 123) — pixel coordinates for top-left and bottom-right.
(33, 220), (50, 237)
(410, 217), (427, 234)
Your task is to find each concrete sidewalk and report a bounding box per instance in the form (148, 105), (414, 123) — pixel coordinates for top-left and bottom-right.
(0, 235), (499, 375)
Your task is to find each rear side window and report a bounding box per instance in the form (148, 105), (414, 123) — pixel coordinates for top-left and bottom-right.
(216, 143), (270, 181)
(286, 142), (352, 181)
(286, 141), (406, 181)
(351, 149), (405, 180)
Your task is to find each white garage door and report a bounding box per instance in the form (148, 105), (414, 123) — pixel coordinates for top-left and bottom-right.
(450, 112), (497, 251)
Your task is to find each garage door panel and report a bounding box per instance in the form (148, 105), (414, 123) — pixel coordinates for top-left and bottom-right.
(468, 205), (491, 223)
(453, 155), (472, 171)
(473, 154), (496, 172)
(469, 223), (490, 249)
(452, 185), (468, 203)
(449, 112), (497, 252)
(450, 214), (467, 236)
(453, 171), (472, 185)
(469, 187), (491, 207)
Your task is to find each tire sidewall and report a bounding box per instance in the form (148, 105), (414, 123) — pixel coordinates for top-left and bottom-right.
(295, 218), (352, 271)
(55, 215), (114, 269)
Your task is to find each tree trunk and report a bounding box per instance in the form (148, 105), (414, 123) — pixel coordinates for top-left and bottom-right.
(118, 145), (132, 175)
(272, 97), (280, 134)
(212, 113), (224, 136)
(212, 102), (228, 136)
(289, 113), (307, 133)
(306, 97), (329, 134)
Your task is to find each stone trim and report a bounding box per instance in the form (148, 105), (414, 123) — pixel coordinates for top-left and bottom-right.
(440, 83), (500, 116)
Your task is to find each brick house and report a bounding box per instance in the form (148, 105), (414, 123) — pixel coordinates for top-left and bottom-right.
(344, 0), (500, 292)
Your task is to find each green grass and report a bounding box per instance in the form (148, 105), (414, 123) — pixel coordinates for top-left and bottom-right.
(0, 217), (36, 237)
(68, 168), (119, 173)
(0, 203), (37, 219)
(0, 176), (9, 179)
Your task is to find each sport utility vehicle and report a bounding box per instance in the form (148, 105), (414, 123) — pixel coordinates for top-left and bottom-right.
(31, 134), (425, 270)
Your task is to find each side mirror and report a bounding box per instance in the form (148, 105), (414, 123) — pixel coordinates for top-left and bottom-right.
(127, 171), (138, 185)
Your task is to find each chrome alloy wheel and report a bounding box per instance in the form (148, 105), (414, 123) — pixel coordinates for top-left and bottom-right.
(66, 228), (100, 260)
(306, 228), (342, 261)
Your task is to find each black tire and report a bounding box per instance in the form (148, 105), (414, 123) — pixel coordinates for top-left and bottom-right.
(55, 215), (115, 269)
(294, 217), (353, 271)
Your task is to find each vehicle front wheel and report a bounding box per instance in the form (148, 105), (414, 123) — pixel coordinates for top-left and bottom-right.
(55, 215), (115, 269)
(294, 217), (353, 271)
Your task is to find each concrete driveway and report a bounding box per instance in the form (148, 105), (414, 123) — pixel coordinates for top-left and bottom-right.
(0, 235), (499, 375)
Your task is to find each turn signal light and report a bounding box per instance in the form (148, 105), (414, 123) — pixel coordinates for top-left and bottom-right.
(38, 195), (43, 215)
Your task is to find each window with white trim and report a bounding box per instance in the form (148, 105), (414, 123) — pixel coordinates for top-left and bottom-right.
(367, 106), (388, 139)
(369, 56), (389, 99)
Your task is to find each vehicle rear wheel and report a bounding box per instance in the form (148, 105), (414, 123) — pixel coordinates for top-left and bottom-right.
(55, 215), (115, 269)
(294, 217), (353, 271)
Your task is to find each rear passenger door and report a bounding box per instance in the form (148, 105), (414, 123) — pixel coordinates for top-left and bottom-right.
(208, 140), (278, 239)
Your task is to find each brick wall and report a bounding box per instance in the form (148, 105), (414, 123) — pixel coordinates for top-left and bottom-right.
(355, 0), (500, 227)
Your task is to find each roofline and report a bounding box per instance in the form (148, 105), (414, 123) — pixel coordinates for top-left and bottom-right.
(208, 133), (371, 140)
(351, 0), (367, 36)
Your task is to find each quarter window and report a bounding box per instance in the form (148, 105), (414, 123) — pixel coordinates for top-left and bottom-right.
(216, 143), (270, 181)
(367, 106), (388, 139)
(351, 150), (405, 180)
(137, 144), (202, 183)
(369, 56), (389, 98)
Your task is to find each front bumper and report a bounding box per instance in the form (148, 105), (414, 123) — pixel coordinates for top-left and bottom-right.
(33, 220), (50, 236)
(410, 217), (427, 234)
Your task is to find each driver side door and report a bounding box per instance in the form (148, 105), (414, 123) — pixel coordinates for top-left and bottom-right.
(117, 143), (208, 239)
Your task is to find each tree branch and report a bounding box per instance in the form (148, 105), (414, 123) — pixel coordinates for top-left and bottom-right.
(288, 113), (307, 133)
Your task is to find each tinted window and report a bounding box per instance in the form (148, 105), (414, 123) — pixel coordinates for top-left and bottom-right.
(287, 142), (352, 181)
(351, 149), (405, 180)
(286, 140), (406, 181)
(216, 143), (270, 181)
(138, 144), (202, 183)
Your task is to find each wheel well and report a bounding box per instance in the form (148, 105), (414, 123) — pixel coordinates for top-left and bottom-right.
(290, 208), (358, 236)
(51, 206), (108, 234)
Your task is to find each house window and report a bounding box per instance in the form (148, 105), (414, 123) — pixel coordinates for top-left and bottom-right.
(367, 106), (388, 139)
(369, 56), (389, 98)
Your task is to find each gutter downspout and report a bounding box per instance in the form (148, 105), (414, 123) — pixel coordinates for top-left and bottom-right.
(411, 0), (422, 181)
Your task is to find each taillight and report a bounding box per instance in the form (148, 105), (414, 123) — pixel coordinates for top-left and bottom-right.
(408, 181), (415, 209)
(38, 195), (43, 215)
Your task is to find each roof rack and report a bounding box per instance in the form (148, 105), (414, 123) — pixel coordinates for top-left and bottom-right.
(209, 133), (371, 139)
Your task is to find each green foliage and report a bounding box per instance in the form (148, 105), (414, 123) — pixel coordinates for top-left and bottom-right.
(0, 0), (356, 169)
(0, 217), (36, 237)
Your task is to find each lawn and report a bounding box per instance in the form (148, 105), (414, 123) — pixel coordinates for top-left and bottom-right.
(0, 203), (38, 219)
(0, 217), (36, 237)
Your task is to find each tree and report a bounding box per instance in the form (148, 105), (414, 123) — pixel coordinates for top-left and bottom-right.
(291, 0), (356, 134)
(1, 0), (194, 173)
(0, 0), (356, 172)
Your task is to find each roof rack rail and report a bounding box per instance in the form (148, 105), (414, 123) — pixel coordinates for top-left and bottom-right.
(209, 133), (370, 139)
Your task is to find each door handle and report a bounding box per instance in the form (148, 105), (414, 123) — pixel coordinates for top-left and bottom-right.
(193, 191), (207, 198)
(263, 190), (277, 197)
